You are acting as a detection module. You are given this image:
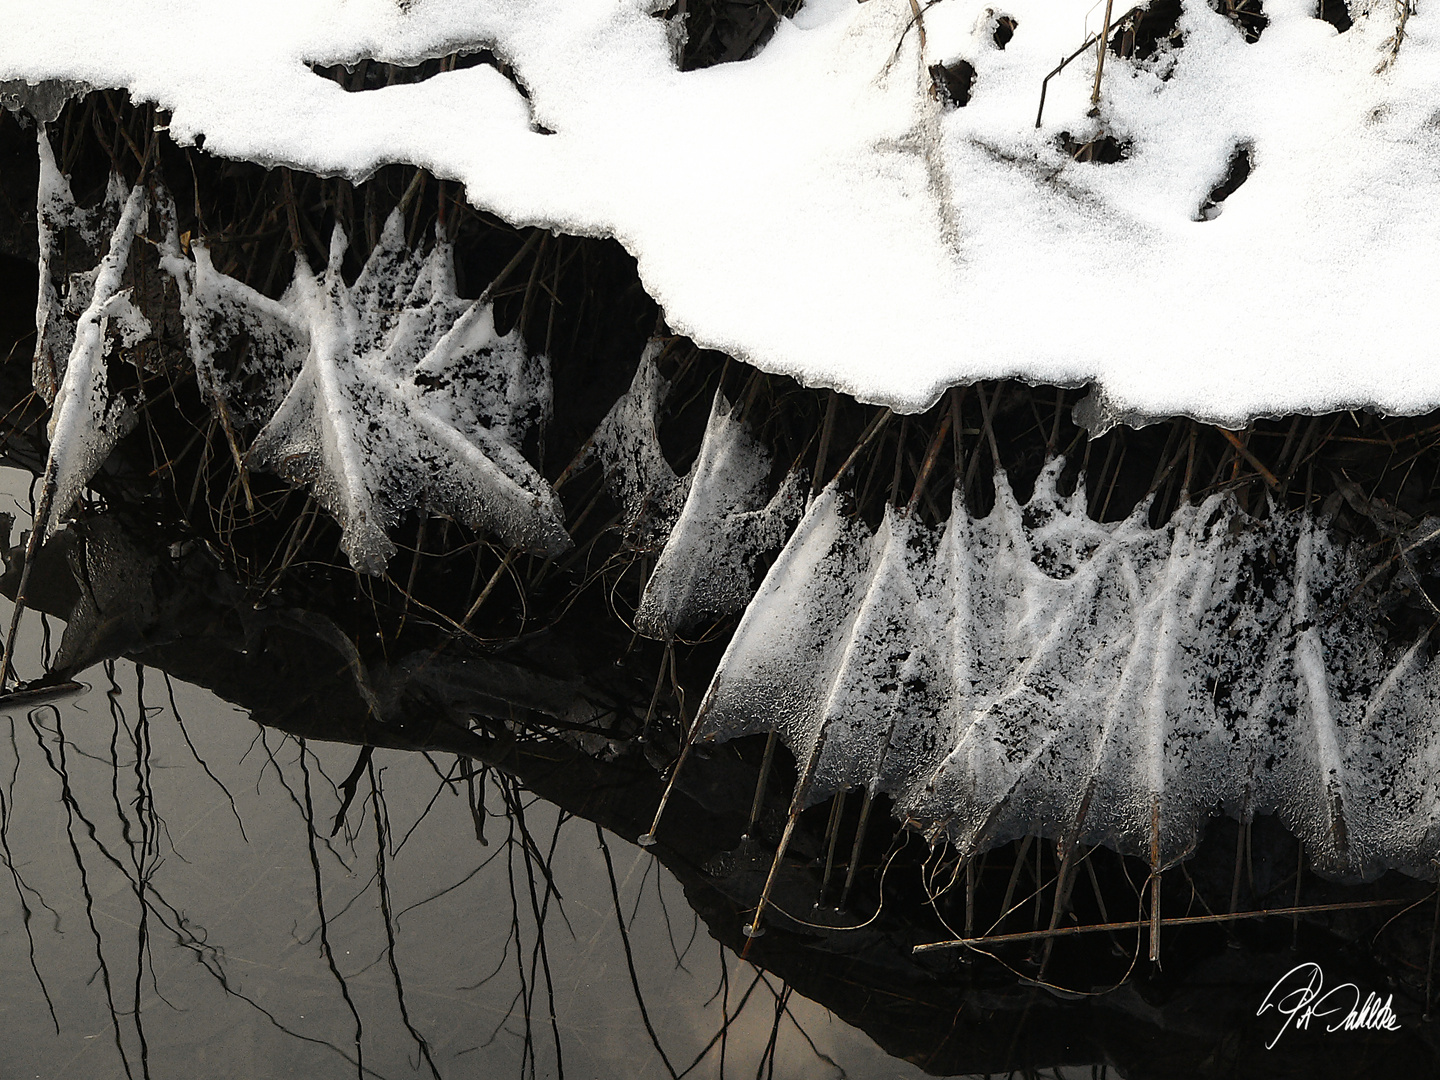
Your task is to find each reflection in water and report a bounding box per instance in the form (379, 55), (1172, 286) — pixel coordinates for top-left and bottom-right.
(2, 657), (943, 1079)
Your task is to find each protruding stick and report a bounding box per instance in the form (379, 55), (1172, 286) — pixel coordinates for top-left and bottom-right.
(840, 790), (875, 910)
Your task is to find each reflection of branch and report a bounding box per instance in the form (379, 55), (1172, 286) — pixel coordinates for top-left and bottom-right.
(500, 783), (539, 1075)
(164, 672), (248, 841)
(332, 745), (374, 836)
(757, 971), (847, 1078)
(297, 739), (366, 1080)
(461, 758), (488, 846)
(263, 730), (352, 866)
(598, 823), (679, 1079)
(518, 789), (564, 1077)
(368, 761), (443, 1079)
(111, 663), (156, 1077)
(653, 861), (697, 973)
(755, 976), (789, 1079)
(396, 843), (507, 922)
(675, 956), (766, 1080)
(394, 756), (463, 855)
(505, 780), (572, 935)
(0, 781), (60, 1033)
(23, 695), (389, 1079)
(29, 705), (139, 1080)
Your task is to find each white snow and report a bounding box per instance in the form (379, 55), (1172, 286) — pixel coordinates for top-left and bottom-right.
(2, 0), (1437, 424)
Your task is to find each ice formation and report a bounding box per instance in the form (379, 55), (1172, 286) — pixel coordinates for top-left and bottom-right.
(33, 133), (152, 538)
(31, 133), (566, 573)
(587, 343), (691, 544)
(2, 0), (1437, 424)
(634, 388), (805, 639)
(587, 349), (806, 636)
(167, 209), (569, 574)
(697, 460), (1440, 881)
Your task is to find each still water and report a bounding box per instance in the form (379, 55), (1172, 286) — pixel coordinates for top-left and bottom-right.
(0, 660), (939, 1079)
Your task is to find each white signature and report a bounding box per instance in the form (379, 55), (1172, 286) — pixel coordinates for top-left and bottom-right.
(1256, 962), (1402, 1049)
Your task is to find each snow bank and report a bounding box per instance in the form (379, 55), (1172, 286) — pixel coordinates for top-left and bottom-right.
(2, 0), (1438, 424)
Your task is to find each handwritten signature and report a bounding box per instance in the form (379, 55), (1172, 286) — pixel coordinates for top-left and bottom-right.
(1256, 962), (1402, 1049)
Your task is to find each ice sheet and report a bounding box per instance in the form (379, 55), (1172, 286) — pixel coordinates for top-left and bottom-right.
(698, 462), (1440, 880)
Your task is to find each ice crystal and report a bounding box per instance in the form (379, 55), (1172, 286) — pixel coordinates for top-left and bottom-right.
(634, 388), (804, 640)
(169, 210), (569, 574)
(699, 460), (1440, 881)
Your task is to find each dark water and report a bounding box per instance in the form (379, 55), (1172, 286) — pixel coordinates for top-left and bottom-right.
(0, 660), (931, 1079)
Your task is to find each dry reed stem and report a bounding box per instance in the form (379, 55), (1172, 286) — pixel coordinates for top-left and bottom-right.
(913, 897), (1411, 952)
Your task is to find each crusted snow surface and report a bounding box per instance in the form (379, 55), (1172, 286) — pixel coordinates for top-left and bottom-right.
(166, 209), (569, 573)
(3, 0), (1438, 424)
(697, 460), (1440, 881)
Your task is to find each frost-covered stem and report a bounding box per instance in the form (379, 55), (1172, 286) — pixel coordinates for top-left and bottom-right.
(819, 790), (847, 905)
(212, 396), (255, 513)
(1293, 520), (1349, 861)
(1426, 864), (1439, 1018)
(906, 407), (953, 514)
(1149, 799), (1162, 963)
(1040, 792), (1095, 975)
(810, 392), (838, 502)
(744, 601), (886, 941)
(965, 859), (977, 940)
(1230, 813), (1249, 915)
(1036, 34), (1101, 128)
(997, 835), (1035, 932)
(827, 408), (892, 494)
(744, 730), (780, 838)
(742, 810), (802, 955)
(1090, 0), (1116, 114)
(1375, 0), (1416, 72)
(312, 330), (369, 536)
(638, 644), (697, 847)
(473, 229), (544, 308)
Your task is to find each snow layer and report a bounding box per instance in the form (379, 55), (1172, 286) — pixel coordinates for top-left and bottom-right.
(698, 463), (1440, 881)
(3, 0), (1438, 423)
